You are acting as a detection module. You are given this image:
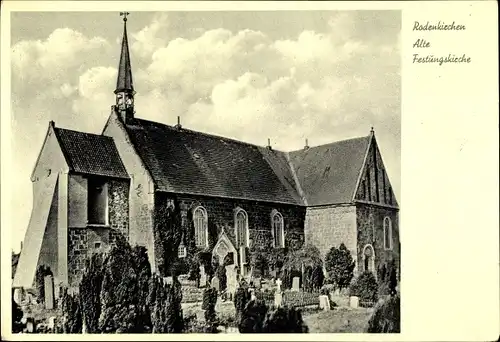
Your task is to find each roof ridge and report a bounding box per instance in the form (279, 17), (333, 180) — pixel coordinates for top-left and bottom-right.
(288, 135), (371, 154)
(133, 118), (289, 153)
(54, 126), (114, 140)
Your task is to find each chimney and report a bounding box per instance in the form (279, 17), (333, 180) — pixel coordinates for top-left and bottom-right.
(304, 138), (309, 150)
(267, 138), (272, 150)
(175, 116), (182, 130)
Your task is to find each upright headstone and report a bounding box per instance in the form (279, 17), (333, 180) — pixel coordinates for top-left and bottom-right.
(26, 317), (34, 333)
(319, 295), (331, 311)
(255, 277), (262, 290)
(275, 278), (282, 293)
(274, 292), (283, 307)
(211, 276), (220, 292)
(199, 265), (207, 287)
(44, 275), (55, 310)
(292, 277), (300, 292)
(226, 265), (237, 298)
(349, 296), (359, 308)
(13, 288), (22, 304)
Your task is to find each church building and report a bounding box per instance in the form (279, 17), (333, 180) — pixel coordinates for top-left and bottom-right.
(13, 16), (400, 291)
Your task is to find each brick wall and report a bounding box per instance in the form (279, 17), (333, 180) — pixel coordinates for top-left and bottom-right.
(304, 205), (357, 262)
(356, 203), (400, 279)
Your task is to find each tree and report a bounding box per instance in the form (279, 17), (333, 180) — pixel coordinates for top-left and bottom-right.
(388, 259), (398, 296)
(98, 236), (149, 333)
(311, 264), (325, 291)
(349, 271), (378, 303)
(366, 295), (400, 333)
(149, 275), (184, 333)
(79, 252), (104, 333)
(60, 288), (82, 333)
(202, 287), (218, 333)
(216, 264), (227, 292)
(154, 202), (182, 276)
(234, 286), (251, 323)
(325, 243), (355, 290)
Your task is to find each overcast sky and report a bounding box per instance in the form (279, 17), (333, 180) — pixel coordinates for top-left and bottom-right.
(10, 11), (401, 251)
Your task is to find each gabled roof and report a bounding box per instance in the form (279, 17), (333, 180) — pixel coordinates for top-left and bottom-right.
(124, 119), (304, 205)
(288, 135), (371, 206)
(54, 127), (129, 179)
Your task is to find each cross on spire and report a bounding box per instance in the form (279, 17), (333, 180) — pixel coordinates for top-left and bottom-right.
(120, 11), (130, 22)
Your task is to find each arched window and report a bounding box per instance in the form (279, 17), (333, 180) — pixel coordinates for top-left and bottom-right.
(193, 206), (208, 248)
(363, 244), (375, 275)
(272, 211), (284, 248)
(384, 217), (393, 250)
(235, 209), (248, 248)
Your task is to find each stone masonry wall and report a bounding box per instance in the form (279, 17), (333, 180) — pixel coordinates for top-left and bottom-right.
(67, 178), (129, 287)
(304, 205), (357, 263)
(356, 203), (400, 279)
(153, 192), (306, 269)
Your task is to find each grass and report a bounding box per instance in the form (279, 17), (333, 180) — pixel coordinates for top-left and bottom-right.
(302, 307), (373, 333)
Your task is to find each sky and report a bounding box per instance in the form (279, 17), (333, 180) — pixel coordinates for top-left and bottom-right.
(10, 11), (401, 252)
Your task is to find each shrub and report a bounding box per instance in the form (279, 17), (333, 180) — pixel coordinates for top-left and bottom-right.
(377, 259), (399, 296)
(155, 202), (183, 276)
(349, 271), (378, 303)
(216, 265), (227, 291)
(238, 300), (268, 333)
(202, 287), (218, 333)
(12, 296), (24, 333)
(262, 306), (309, 333)
(149, 275), (184, 333)
(98, 236), (150, 333)
(79, 253), (104, 333)
(366, 294), (400, 333)
(311, 264), (325, 291)
(60, 288), (82, 333)
(234, 286), (251, 322)
(325, 243), (355, 290)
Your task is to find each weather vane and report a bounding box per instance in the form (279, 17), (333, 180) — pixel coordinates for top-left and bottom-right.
(120, 11), (130, 22)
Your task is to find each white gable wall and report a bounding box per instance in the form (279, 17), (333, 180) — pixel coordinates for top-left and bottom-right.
(102, 110), (157, 271)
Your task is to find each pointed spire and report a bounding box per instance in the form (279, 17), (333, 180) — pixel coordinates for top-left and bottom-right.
(115, 12), (134, 94)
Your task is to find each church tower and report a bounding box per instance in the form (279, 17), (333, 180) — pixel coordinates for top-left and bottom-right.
(115, 12), (135, 125)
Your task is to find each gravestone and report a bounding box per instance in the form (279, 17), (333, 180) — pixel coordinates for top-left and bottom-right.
(211, 276), (220, 292)
(48, 316), (57, 331)
(274, 292), (283, 307)
(226, 265), (237, 297)
(292, 277), (300, 292)
(349, 296), (359, 308)
(255, 277), (262, 290)
(249, 288), (257, 301)
(275, 278), (282, 293)
(26, 317), (34, 333)
(199, 265), (207, 287)
(13, 288), (22, 304)
(319, 295), (331, 311)
(44, 275), (55, 310)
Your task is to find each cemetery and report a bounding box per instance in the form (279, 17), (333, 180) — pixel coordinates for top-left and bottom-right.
(12, 236), (400, 334)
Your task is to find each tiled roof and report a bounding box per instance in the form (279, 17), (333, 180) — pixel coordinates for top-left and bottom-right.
(54, 127), (129, 179)
(125, 119), (304, 205)
(288, 136), (371, 206)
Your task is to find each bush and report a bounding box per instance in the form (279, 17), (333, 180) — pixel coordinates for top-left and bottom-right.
(366, 294), (400, 333)
(262, 306), (309, 333)
(349, 271), (378, 303)
(148, 275), (184, 333)
(60, 288), (82, 333)
(202, 287), (218, 333)
(325, 243), (355, 290)
(12, 296), (24, 333)
(216, 265), (227, 291)
(377, 259), (399, 296)
(79, 253), (104, 333)
(234, 286), (251, 322)
(238, 300), (268, 333)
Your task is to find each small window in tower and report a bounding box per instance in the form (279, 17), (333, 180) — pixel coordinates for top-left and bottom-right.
(94, 242), (102, 249)
(88, 178), (108, 225)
